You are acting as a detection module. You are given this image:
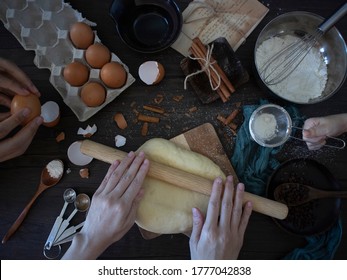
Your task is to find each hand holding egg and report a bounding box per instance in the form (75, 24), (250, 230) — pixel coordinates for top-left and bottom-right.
(0, 59), (44, 162)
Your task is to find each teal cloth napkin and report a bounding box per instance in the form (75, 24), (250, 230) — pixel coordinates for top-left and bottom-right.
(231, 100), (342, 259)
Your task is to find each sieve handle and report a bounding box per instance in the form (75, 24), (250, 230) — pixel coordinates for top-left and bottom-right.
(291, 126), (346, 149)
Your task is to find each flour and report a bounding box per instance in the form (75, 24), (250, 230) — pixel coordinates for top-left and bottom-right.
(46, 160), (64, 179)
(253, 113), (277, 140)
(256, 35), (327, 103)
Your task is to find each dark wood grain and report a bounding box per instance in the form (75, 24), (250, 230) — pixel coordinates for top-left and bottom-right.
(1, 0), (347, 260)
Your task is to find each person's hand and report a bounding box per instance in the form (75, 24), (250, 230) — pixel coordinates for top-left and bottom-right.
(302, 114), (347, 150)
(0, 58), (40, 97)
(190, 176), (252, 260)
(0, 58), (42, 162)
(62, 151), (150, 260)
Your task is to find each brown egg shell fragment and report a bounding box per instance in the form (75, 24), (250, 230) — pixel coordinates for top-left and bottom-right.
(114, 112), (128, 129)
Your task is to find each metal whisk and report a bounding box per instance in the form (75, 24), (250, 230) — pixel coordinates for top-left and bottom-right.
(260, 3), (347, 86)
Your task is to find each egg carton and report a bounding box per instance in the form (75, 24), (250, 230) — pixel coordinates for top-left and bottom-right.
(0, 0), (135, 122)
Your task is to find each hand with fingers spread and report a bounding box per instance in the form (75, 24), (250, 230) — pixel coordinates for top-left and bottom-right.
(189, 176), (252, 260)
(0, 58), (42, 162)
(62, 152), (150, 260)
(302, 114), (347, 150)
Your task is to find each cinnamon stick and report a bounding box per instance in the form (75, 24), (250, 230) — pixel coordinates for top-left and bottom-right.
(138, 114), (160, 123)
(193, 37), (235, 95)
(190, 43), (228, 102)
(143, 105), (165, 114)
(141, 122), (149, 136)
(225, 109), (240, 124)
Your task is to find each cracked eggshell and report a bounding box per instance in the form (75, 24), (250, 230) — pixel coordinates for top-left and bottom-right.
(67, 141), (93, 166)
(77, 124), (97, 137)
(41, 101), (60, 127)
(115, 135), (126, 147)
(138, 61), (165, 85)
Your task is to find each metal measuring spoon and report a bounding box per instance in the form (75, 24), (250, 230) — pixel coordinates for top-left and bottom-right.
(54, 221), (85, 246)
(44, 188), (76, 250)
(54, 193), (90, 242)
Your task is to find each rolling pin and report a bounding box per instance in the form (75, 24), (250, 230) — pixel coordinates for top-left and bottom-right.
(80, 140), (288, 220)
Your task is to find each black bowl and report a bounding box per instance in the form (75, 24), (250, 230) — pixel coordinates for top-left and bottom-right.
(110, 0), (182, 53)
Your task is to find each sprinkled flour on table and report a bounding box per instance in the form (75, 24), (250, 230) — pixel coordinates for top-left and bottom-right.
(256, 34), (327, 103)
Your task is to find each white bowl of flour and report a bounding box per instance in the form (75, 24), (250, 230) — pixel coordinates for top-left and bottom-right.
(254, 12), (347, 104)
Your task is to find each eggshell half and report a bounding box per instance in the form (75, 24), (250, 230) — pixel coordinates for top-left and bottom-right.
(67, 141), (93, 166)
(41, 101), (60, 127)
(138, 61), (165, 85)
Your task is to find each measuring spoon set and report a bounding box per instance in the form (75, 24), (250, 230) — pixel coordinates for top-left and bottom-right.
(43, 188), (90, 259)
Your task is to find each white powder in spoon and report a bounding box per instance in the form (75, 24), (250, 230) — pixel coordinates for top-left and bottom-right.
(256, 34), (327, 103)
(253, 113), (277, 140)
(46, 160), (64, 179)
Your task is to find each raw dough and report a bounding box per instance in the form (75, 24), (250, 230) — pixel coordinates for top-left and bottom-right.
(136, 138), (225, 234)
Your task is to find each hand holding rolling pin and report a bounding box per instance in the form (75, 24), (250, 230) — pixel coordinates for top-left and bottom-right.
(190, 176), (252, 260)
(62, 152), (149, 259)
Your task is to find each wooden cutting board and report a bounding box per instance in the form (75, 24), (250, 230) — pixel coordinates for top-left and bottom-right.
(170, 122), (238, 181)
(139, 122), (238, 239)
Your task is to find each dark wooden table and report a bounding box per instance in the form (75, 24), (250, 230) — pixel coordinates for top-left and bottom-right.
(1, 0), (347, 260)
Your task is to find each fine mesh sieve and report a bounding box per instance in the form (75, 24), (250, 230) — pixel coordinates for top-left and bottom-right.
(249, 104), (291, 147)
(249, 104), (345, 149)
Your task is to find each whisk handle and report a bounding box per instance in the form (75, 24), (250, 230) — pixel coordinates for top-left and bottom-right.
(319, 2), (347, 33)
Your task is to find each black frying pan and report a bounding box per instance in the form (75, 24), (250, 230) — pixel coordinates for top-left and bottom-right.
(267, 158), (341, 236)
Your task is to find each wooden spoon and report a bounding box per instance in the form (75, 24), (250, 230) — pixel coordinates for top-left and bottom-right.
(274, 183), (347, 206)
(2, 160), (64, 244)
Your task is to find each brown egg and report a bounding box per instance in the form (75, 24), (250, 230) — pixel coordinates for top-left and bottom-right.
(63, 61), (89, 86)
(11, 94), (41, 125)
(69, 22), (94, 49)
(85, 43), (111, 68)
(80, 82), (106, 107)
(100, 62), (127, 88)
